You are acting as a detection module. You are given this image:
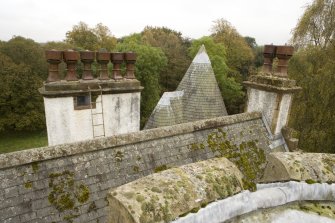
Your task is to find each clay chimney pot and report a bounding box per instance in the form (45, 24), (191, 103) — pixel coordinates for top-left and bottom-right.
(80, 51), (95, 61)
(263, 45), (276, 58)
(96, 52), (110, 62)
(111, 52), (124, 62)
(276, 46), (294, 59)
(124, 52), (137, 62)
(63, 50), (79, 61)
(45, 50), (62, 61)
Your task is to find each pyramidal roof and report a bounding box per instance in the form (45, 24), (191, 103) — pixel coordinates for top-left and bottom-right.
(144, 45), (228, 129)
(192, 45), (211, 64)
(176, 45), (228, 123)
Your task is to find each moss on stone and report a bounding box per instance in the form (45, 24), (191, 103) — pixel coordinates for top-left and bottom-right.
(154, 165), (168, 173)
(76, 184), (90, 203)
(88, 201), (97, 213)
(133, 165), (140, 173)
(48, 170), (90, 222)
(139, 196), (172, 223)
(63, 213), (79, 223)
(24, 181), (33, 189)
(151, 187), (162, 193)
(136, 194), (145, 203)
(195, 128), (267, 190)
(305, 179), (318, 184)
(115, 151), (124, 162)
(31, 162), (39, 173)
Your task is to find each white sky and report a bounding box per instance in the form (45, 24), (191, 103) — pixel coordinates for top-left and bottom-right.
(0, 0), (312, 45)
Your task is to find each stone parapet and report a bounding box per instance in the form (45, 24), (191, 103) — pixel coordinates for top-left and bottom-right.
(261, 152), (335, 183)
(107, 157), (244, 223)
(0, 111), (262, 169)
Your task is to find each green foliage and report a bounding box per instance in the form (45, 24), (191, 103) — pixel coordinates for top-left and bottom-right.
(211, 19), (255, 82)
(0, 36), (47, 77)
(292, 0), (335, 48)
(117, 37), (168, 127)
(288, 46), (335, 153)
(189, 37), (245, 114)
(0, 50), (45, 132)
(141, 26), (191, 92)
(65, 22), (117, 51)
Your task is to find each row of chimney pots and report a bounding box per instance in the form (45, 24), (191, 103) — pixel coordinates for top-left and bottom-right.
(45, 50), (137, 83)
(262, 45), (294, 77)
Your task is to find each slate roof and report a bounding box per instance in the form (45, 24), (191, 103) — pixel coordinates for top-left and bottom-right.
(144, 45), (228, 129)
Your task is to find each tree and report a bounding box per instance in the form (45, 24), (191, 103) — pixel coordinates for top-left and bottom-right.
(244, 36), (264, 71)
(211, 19), (254, 82)
(289, 0), (335, 153)
(141, 26), (191, 92)
(94, 23), (118, 51)
(288, 46), (335, 153)
(41, 41), (74, 50)
(0, 52), (45, 132)
(1, 36), (47, 78)
(65, 22), (117, 51)
(292, 0), (335, 48)
(189, 37), (245, 114)
(116, 35), (168, 127)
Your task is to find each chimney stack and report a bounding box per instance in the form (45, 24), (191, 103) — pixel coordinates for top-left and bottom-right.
(244, 44), (301, 145)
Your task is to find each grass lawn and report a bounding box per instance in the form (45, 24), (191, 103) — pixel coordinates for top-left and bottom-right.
(0, 131), (48, 154)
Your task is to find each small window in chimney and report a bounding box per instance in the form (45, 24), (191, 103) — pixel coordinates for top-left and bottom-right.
(74, 95), (92, 110)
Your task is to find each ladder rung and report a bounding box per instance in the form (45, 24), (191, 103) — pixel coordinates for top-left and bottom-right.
(94, 135), (105, 138)
(92, 113), (103, 115)
(93, 124), (104, 126)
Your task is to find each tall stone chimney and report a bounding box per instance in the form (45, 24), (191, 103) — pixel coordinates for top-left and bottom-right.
(244, 45), (301, 138)
(40, 50), (143, 146)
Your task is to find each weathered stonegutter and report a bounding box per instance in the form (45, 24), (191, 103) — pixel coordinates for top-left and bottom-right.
(107, 157), (244, 223)
(261, 152), (335, 183)
(0, 112), (270, 223)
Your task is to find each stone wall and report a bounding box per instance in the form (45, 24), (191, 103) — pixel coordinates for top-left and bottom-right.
(0, 112), (270, 223)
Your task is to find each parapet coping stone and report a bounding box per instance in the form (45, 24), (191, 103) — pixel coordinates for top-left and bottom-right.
(243, 74), (302, 93)
(0, 111), (262, 170)
(39, 79), (143, 97)
(261, 152), (335, 183)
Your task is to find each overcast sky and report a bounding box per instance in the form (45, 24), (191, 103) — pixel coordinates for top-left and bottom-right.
(0, 0), (312, 45)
